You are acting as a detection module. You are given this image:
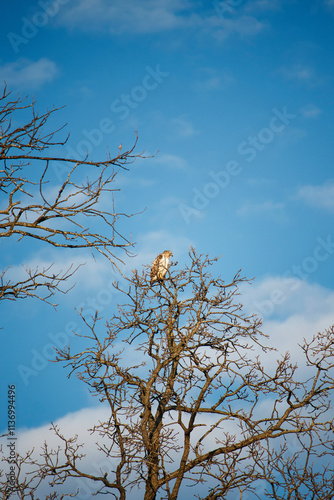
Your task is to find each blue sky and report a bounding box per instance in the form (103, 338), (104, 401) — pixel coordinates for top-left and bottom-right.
(1, 0), (334, 493)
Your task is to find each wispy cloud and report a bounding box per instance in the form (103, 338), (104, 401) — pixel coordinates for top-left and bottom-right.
(154, 153), (188, 169)
(246, 178), (277, 188)
(56, 0), (269, 41)
(115, 173), (156, 188)
(244, 0), (297, 14)
(213, 0), (290, 40)
(237, 200), (285, 217)
(324, 0), (334, 9)
(171, 116), (200, 138)
(277, 64), (321, 85)
(214, 15), (267, 41)
(244, 0), (282, 11)
(57, 0), (200, 34)
(300, 103), (322, 118)
(194, 68), (234, 92)
(0, 58), (58, 89)
(274, 125), (307, 147)
(296, 182), (334, 213)
(196, 76), (221, 90)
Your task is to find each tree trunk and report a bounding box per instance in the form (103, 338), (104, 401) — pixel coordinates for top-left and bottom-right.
(144, 484), (157, 500)
(144, 465), (159, 500)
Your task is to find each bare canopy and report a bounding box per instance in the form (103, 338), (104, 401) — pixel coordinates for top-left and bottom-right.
(0, 85), (147, 306)
(3, 249), (333, 499)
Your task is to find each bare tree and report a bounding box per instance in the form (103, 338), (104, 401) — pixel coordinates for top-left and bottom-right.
(1, 249), (333, 499)
(0, 84), (146, 306)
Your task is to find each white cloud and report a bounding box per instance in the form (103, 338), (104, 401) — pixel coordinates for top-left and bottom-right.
(244, 0), (297, 14)
(12, 406), (124, 498)
(115, 173), (156, 188)
(214, 15), (267, 41)
(244, 0), (282, 11)
(240, 276), (334, 369)
(4, 248), (122, 303)
(18, 406), (109, 450)
(296, 182), (334, 212)
(12, 402), (243, 498)
(171, 116), (200, 138)
(57, 0), (199, 34)
(277, 64), (321, 85)
(300, 103), (322, 118)
(154, 153), (188, 169)
(198, 76), (221, 90)
(237, 200), (285, 217)
(56, 0), (269, 41)
(246, 178), (277, 188)
(241, 276), (334, 322)
(324, 0), (334, 9)
(0, 58), (58, 89)
(274, 125), (307, 146)
(194, 68), (234, 92)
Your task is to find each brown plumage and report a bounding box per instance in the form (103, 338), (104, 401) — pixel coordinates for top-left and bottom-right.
(150, 250), (173, 285)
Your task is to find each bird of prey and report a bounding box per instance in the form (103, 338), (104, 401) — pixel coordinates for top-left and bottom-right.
(150, 250), (173, 285)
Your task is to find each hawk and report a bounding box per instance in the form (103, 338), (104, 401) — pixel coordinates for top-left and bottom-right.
(150, 250), (173, 285)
